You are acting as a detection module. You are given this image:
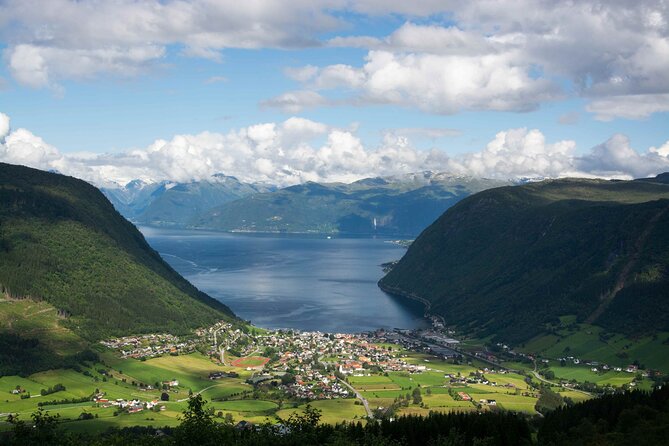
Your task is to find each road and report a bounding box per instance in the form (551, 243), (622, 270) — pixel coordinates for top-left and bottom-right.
(338, 379), (373, 419)
(531, 362), (592, 397)
(176, 383), (230, 402)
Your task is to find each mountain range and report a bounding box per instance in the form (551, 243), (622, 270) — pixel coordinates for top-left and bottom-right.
(101, 174), (274, 227)
(104, 172), (509, 236)
(380, 174), (669, 345)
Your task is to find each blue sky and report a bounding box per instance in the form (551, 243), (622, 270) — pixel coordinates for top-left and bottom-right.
(0, 1), (668, 186)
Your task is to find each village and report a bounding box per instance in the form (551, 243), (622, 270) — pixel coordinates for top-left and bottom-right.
(93, 318), (656, 422)
(0, 319), (655, 436)
(99, 322), (528, 408)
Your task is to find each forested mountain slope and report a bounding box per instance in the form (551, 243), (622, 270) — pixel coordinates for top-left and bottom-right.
(380, 175), (669, 343)
(0, 163), (235, 342)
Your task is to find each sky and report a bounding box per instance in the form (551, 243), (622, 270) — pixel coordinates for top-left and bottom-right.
(0, 0), (668, 187)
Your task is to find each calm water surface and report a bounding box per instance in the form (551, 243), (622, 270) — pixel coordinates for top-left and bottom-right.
(140, 227), (428, 333)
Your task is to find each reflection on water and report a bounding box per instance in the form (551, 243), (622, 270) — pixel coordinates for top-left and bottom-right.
(140, 227), (428, 333)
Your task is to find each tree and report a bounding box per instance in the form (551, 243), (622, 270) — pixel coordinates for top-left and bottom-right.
(174, 394), (219, 445)
(412, 387), (422, 405)
(9, 408), (60, 445)
(535, 386), (563, 414)
(161, 392), (170, 401)
(224, 412), (234, 425)
(281, 373), (296, 385)
(542, 370), (556, 380)
(285, 404), (322, 433)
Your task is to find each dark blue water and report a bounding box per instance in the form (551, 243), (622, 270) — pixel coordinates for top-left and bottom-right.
(140, 227), (428, 333)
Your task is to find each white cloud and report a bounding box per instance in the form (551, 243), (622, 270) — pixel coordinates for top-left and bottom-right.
(288, 3), (669, 119)
(650, 141), (669, 157)
(2, 128), (61, 168)
(260, 90), (328, 113)
(7, 44), (50, 88)
(0, 113), (9, 142)
(446, 128), (578, 179)
(274, 50), (560, 114)
(327, 22), (496, 56)
(586, 94), (669, 121)
(0, 0), (341, 88)
(1, 113), (668, 187)
(577, 134), (669, 178)
(6, 43), (166, 89)
(2, 0), (668, 121)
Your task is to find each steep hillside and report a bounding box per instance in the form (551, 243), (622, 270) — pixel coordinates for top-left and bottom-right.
(380, 175), (669, 344)
(196, 173), (508, 236)
(0, 163), (235, 343)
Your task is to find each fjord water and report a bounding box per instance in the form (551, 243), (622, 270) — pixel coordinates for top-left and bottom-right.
(140, 227), (428, 333)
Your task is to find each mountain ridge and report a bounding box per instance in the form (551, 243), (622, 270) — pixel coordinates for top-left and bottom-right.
(379, 174), (669, 344)
(0, 162), (235, 345)
(194, 173), (511, 236)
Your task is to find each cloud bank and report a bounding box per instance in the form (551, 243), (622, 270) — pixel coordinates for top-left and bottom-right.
(270, 2), (669, 119)
(1, 113), (668, 188)
(1, 1), (667, 120)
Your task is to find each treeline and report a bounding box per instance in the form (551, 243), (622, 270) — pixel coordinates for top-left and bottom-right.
(3, 387), (669, 445)
(40, 384), (66, 396)
(38, 395), (90, 408)
(538, 385), (669, 445)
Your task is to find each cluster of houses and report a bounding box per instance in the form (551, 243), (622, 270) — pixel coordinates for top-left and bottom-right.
(285, 372), (350, 400)
(195, 321), (234, 338)
(238, 330), (444, 400)
(100, 333), (196, 359)
(559, 357), (646, 375)
(444, 369), (514, 389)
(93, 393), (165, 413)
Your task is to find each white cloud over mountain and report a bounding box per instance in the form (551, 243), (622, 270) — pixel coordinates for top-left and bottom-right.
(1, 113), (668, 188)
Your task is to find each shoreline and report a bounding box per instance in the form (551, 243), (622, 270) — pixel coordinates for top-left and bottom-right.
(137, 223), (418, 239)
(377, 281), (446, 327)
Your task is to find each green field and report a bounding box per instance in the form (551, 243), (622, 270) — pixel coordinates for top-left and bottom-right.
(0, 352), (256, 434)
(522, 323), (669, 372)
(547, 366), (634, 386)
(0, 298), (87, 357)
(344, 351), (542, 417)
(0, 342), (640, 434)
(276, 399), (367, 425)
(214, 400), (277, 412)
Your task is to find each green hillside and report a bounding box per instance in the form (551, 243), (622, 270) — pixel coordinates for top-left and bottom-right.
(195, 173), (508, 236)
(380, 175), (669, 345)
(0, 163), (235, 345)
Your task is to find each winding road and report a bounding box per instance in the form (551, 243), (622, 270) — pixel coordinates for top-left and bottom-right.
(531, 362), (592, 397)
(338, 379), (373, 419)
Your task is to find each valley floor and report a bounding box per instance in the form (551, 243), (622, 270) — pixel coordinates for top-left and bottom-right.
(0, 319), (660, 435)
